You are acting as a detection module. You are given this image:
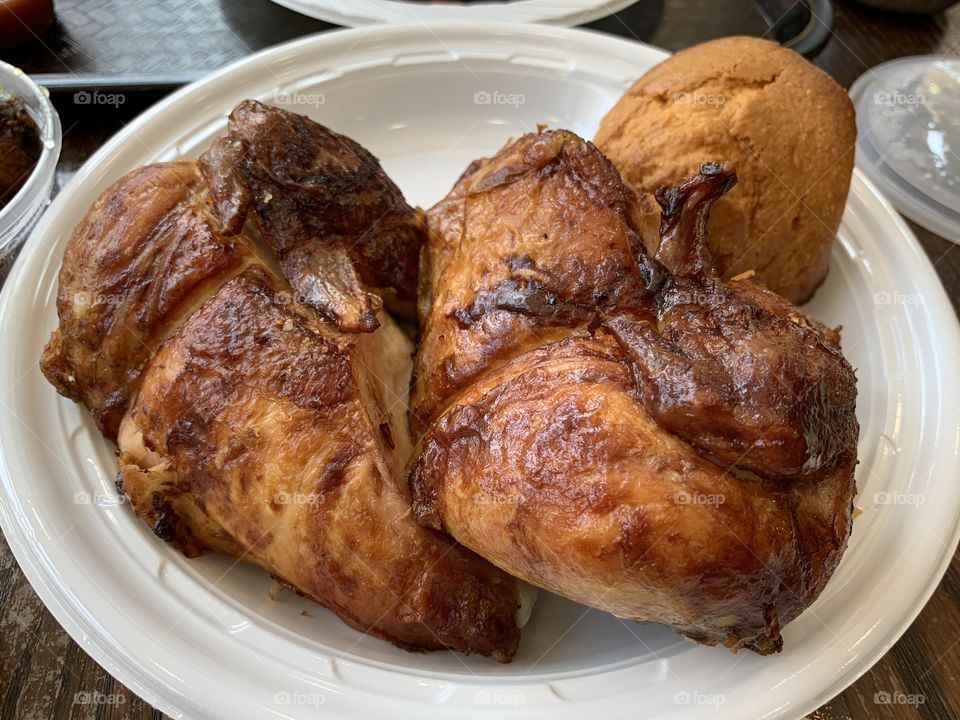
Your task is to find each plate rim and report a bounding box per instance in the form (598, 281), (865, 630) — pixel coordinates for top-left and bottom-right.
(0, 20), (958, 720)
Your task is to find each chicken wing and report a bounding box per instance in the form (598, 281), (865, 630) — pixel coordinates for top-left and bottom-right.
(410, 130), (857, 653)
(199, 99), (424, 332)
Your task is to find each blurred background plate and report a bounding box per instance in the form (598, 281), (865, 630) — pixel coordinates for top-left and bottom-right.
(267, 0), (639, 26)
(0, 21), (958, 720)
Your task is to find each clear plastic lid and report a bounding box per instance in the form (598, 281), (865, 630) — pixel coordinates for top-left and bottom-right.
(850, 56), (960, 244)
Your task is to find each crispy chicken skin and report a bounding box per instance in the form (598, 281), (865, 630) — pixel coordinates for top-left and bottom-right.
(410, 130), (858, 653)
(199, 99), (424, 333)
(410, 130), (655, 434)
(606, 166), (858, 480)
(41, 107), (523, 660)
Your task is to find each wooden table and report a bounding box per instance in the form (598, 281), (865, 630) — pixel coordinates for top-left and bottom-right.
(1, 1), (958, 718)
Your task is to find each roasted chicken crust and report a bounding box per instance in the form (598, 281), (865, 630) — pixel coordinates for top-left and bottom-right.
(40, 162), (258, 438)
(607, 164), (858, 481)
(410, 129), (660, 434)
(410, 130), (858, 654)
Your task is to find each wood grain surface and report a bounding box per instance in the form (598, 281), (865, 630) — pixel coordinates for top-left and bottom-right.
(0, 1), (958, 718)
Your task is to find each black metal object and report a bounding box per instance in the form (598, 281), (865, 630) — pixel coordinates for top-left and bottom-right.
(755, 0), (835, 56)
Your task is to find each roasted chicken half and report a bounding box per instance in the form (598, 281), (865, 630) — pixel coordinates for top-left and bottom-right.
(410, 129), (858, 654)
(41, 105), (525, 660)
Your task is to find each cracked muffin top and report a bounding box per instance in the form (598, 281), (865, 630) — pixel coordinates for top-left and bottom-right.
(595, 35), (856, 305)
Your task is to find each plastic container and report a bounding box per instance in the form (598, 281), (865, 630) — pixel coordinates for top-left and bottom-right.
(0, 59), (61, 282)
(850, 57), (960, 244)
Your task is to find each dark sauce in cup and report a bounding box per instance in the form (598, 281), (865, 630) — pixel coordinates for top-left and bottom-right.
(0, 97), (42, 209)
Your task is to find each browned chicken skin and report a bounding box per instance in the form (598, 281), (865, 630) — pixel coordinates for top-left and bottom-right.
(410, 130), (658, 434)
(606, 165), (858, 481)
(41, 112), (524, 660)
(118, 267), (520, 656)
(199, 99), (424, 332)
(410, 130), (858, 653)
(40, 162), (258, 439)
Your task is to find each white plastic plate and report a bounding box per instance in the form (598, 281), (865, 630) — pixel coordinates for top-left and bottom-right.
(269, 0), (638, 27)
(0, 22), (958, 720)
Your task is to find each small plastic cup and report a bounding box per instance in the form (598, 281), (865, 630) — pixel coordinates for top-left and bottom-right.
(0, 59), (61, 283)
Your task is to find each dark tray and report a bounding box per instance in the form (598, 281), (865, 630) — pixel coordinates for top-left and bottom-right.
(0, 0), (822, 92)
